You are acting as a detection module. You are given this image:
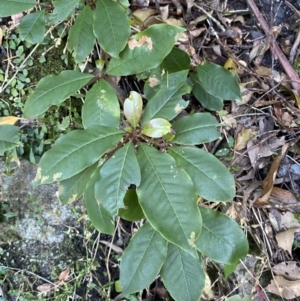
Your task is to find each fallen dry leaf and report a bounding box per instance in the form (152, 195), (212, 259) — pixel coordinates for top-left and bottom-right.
(275, 228), (300, 255)
(272, 261), (300, 281)
(58, 267), (70, 281)
(235, 128), (255, 151)
(266, 275), (300, 299)
(255, 143), (289, 205)
(37, 283), (53, 293)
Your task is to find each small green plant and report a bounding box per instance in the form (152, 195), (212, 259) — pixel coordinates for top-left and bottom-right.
(0, 1), (249, 300)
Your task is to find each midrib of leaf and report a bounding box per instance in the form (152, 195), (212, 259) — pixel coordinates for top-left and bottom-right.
(176, 123), (215, 134)
(23, 13), (41, 41)
(200, 68), (238, 97)
(29, 74), (91, 107)
(115, 143), (131, 206)
(141, 145), (186, 239)
(126, 230), (156, 289)
(176, 248), (191, 300)
(74, 9), (89, 50)
(46, 131), (121, 174)
(100, 0), (118, 52)
(108, 34), (175, 70)
(171, 148), (229, 196)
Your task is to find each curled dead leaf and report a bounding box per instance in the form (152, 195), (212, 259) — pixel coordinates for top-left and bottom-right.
(255, 143), (289, 206)
(266, 275), (300, 299)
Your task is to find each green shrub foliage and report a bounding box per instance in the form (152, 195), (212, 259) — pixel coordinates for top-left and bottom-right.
(0, 1), (248, 300)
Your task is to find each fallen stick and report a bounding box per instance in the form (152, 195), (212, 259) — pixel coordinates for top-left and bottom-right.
(247, 0), (300, 94)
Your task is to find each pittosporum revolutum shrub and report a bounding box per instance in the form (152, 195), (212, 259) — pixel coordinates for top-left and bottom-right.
(0, 1), (248, 300)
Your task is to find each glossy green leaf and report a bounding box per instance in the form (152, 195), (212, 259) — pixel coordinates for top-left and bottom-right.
(141, 82), (190, 126)
(84, 169), (114, 235)
(144, 69), (188, 100)
(168, 147), (235, 201)
(23, 71), (93, 118)
(95, 142), (141, 215)
(93, 0), (130, 58)
(118, 189), (145, 221)
(124, 91), (143, 127)
(136, 143), (201, 255)
(67, 5), (95, 64)
(141, 118), (171, 138)
(50, 0), (79, 24)
(120, 222), (168, 295)
(191, 73), (223, 111)
(18, 11), (45, 44)
(224, 261), (240, 278)
(58, 163), (97, 204)
(161, 47), (190, 73)
(33, 126), (124, 186)
(107, 24), (184, 76)
(196, 207), (248, 264)
(196, 62), (241, 100)
(82, 79), (120, 129)
(0, 125), (21, 155)
(172, 113), (220, 145)
(160, 244), (205, 301)
(0, 0), (36, 17)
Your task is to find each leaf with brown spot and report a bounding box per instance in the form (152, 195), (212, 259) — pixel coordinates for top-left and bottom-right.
(273, 261), (300, 281)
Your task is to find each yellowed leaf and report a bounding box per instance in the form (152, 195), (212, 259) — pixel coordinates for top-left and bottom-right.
(0, 116), (23, 125)
(234, 128), (254, 151)
(276, 228), (300, 255)
(132, 8), (157, 24)
(266, 275), (300, 299)
(273, 261), (300, 281)
(224, 58), (238, 74)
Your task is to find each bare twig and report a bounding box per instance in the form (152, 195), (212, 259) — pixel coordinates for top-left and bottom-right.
(247, 0), (300, 94)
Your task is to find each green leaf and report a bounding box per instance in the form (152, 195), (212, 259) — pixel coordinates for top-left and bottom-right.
(196, 62), (241, 100)
(160, 244), (205, 301)
(107, 24), (184, 76)
(224, 261), (240, 278)
(124, 91), (143, 127)
(120, 222), (168, 295)
(82, 79), (120, 129)
(23, 71), (93, 118)
(0, 0), (36, 17)
(0, 125), (21, 155)
(226, 295), (251, 301)
(141, 118), (171, 138)
(144, 69), (188, 100)
(141, 82), (190, 126)
(50, 0), (80, 24)
(168, 147), (235, 201)
(190, 73), (223, 111)
(161, 47), (190, 73)
(172, 113), (220, 145)
(196, 207), (248, 264)
(95, 142), (141, 215)
(67, 5), (95, 64)
(136, 143), (201, 255)
(58, 163), (97, 204)
(93, 0), (130, 59)
(84, 169), (114, 235)
(118, 189), (145, 221)
(18, 11), (45, 44)
(34, 126), (124, 186)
